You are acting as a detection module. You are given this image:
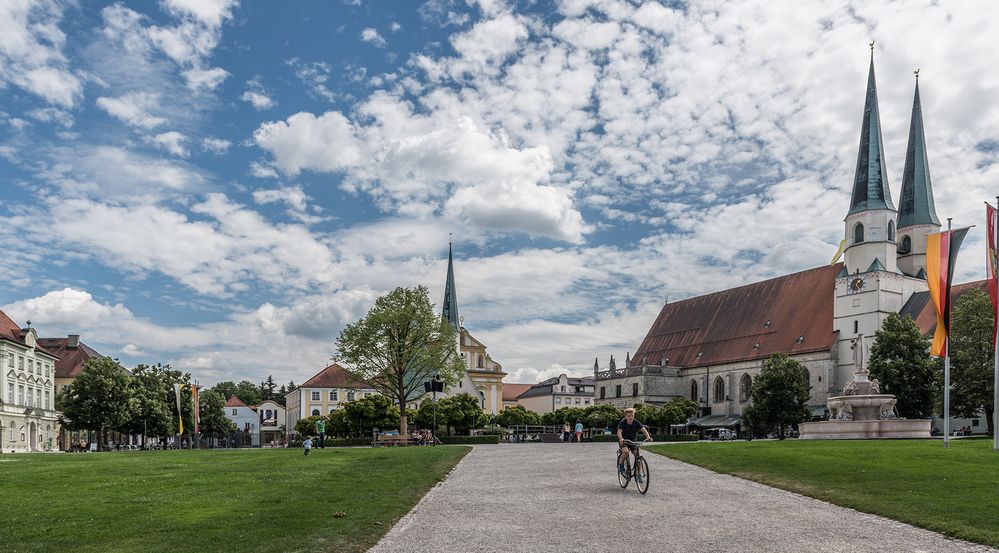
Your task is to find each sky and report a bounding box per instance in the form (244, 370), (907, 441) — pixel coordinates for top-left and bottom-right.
(1, 0), (998, 388)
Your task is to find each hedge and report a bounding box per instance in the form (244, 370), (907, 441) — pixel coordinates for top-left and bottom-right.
(439, 435), (500, 445)
(590, 434), (698, 443)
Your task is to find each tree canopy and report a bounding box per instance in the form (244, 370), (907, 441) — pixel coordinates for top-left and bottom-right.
(58, 357), (135, 450)
(868, 313), (937, 418)
(949, 289), (995, 435)
(744, 352), (811, 438)
(335, 286), (465, 434)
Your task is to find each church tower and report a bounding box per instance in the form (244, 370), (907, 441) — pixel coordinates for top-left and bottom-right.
(842, 48), (898, 275)
(896, 72), (941, 277)
(442, 241), (460, 330)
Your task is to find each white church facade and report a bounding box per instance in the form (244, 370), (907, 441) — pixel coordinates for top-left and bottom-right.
(595, 52), (949, 430)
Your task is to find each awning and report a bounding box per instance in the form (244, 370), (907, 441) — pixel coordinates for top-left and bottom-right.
(689, 414), (742, 428)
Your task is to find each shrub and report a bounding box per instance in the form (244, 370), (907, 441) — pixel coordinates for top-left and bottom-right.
(439, 435), (500, 445)
(476, 425), (506, 436)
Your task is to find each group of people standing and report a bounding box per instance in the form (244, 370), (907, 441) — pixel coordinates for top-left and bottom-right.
(561, 421), (584, 442)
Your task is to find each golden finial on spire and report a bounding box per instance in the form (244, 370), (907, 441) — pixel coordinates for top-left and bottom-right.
(869, 40), (875, 52)
(914, 68), (920, 80)
(449, 231), (452, 246)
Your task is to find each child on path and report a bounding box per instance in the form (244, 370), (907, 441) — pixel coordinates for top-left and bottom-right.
(303, 436), (313, 456)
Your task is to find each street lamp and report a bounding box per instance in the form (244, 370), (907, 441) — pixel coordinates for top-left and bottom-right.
(424, 374), (444, 446)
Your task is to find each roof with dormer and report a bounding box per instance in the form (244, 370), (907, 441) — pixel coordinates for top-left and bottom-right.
(897, 80), (940, 229)
(36, 337), (103, 378)
(848, 54), (896, 216)
(630, 264), (841, 369)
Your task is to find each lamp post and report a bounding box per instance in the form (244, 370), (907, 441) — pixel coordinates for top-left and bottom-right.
(424, 374), (444, 446)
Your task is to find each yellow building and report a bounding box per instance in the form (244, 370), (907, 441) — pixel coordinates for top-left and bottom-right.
(284, 363), (377, 440)
(442, 242), (507, 415)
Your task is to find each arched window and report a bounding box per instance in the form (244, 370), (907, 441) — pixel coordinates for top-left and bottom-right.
(898, 235), (911, 254)
(888, 220), (895, 241)
(477, 355), (484, 368)
(311, 409), (320, 416)
(801, 367), (810, 387)
(689, 380), (698, 402)
(713, 377), (725, 403)
(740, 374), (752, 402)
(854, 223), (865, 244)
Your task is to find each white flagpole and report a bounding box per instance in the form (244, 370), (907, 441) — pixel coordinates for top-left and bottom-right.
(944, 218), (952, 449)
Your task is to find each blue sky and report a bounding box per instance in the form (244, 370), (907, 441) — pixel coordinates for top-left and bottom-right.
(2, 0), (998, 386)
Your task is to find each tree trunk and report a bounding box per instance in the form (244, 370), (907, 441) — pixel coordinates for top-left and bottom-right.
(400, 414), (408, 435)
(987, 407), (995, 437)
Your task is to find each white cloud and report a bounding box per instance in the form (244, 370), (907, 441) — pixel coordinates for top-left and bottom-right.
(96, 92), (167, 128)
(286, 58), (337, 102)
(249, 161), (279, 179)
(252, 185), (324, 224)
(202, 137), (231, 154)
(390, 22), (401, 32)
(241, 91), (274, 110)
(0, 0), (82, 106)
(360, 27), (387, 48)
(253, 111), (361, 175)
(26, 107), (73, 127)
(183, 66), (229, 92)
(161, 0), (239, 28)
(149, 131), (189, 157)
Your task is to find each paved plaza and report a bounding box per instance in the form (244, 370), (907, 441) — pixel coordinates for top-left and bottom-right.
(370, 443), (997, 553)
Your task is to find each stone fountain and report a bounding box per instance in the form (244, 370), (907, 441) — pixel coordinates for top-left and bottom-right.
(799, 336), (930, 440)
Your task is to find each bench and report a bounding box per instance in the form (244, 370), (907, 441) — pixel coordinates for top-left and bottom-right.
(373, 435), (419, 447)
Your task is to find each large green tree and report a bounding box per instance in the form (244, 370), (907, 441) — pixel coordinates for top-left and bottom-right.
(661, 398), (699, 431)
(495, 405), (541, 427)
(868, 313), (937, 418)
(744, 352), (811, 438)
(340, 394), (401, 437)
(949, 289), (995, 435)
(584, 403), (623, 432)
(58, 357), (135, 450)
(198, 389), (236, 446)
(335, 286), (464, 434)
(124, 364), (175, 446)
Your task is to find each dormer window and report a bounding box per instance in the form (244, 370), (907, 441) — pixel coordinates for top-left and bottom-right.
(763, 320), (771, 328)
(854, 223), (865, 244)
(796, 335), (805, 344)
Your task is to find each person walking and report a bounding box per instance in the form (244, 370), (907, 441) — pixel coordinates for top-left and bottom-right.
(562, 422), (571, 443)
(574, 420), (583, 443)
(316, 419), (326, 448)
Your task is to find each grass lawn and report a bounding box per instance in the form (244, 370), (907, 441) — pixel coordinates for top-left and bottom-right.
(648, 438), (999, 547)
(1, 446), (469, 553)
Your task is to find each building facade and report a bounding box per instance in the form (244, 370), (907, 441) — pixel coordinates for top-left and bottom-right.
(517, 374), (595, 414)
(284, 363), (377, 440)
(225, 395), (260, 446)
(256, 399), (285, 447)
(597, 54), (946, 431)
(1, 310), (60, 452)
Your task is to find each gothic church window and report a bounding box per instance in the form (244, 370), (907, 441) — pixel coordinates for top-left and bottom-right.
(713, 377), (724, 403)
(854, 223), (865, 243)
(690, 380), (698, 402)
(740, 374), (752, 402)
(801, 368), (810, 387)
(888, 221), (895, 241)
(898, 235), (911, 254)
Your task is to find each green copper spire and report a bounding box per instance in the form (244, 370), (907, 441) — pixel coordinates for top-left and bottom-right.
(442, 240), (460, 330)
(848, 47), (896, 216)
(897, 72), (940, 228)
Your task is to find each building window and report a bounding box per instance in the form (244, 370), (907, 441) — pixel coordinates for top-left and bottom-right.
(600, 387), (605, 399)
(18, 356), (24, 370)
(888, 220), (895, 242)
(477, 355), (484, 368)
(36, 389), (41, 407)
(713, 377), (724, 403)
(802, 367), (810, 388)
(560, 386), (566, 392)
(898, 235), (912, 254)
(556, 397), (562, 404)
(615, 385), (621, 398)
(18, 385), (24, 405)
(854, 321), (859, 334)
(332, 389), (338, 401)
(854, 223), (864, 243)
(28, 359), (33, 373)
(44, 364), (50, 377)
(584, 399), (590, 405)
(575, 398), (581, 405)
(6, 382), (12, 403)
(244, 423), (251, 432)
(632, 383), (638, 397)
(311, 391), (320, 401)
(311, 409), (320, 416)
(347, 391), (355, 401)
(232, 409), (237, 415)
(6, 353), (12, 367)
(740, 374), (752, 402)
(690, 380), (698, 402)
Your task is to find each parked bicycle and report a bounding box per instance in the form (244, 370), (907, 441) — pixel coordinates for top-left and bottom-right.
(616, 439), (650, 494)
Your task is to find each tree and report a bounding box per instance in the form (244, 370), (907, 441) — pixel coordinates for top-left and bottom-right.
(341, 395), (400, 437)
(660, 398), (698, 432)
(868, 313), (937, 418)
(438, 393), (485, 435)
(495, 405), (541, 428)
(210, 381), (238, 402)
(124, 364), (175, 446)
(584, 404), (623, 432)
(198, 389), (236, 447)
(259, 375), (277, 402)
(746, 352), (811, 438)
(295, 415), (322, 437)
(234, 380), (262, 406)
(633, 403), (662, 434)
(950, 289), (995, 435)
(58, 357), (135, 450)
(335, 286), (464, 434)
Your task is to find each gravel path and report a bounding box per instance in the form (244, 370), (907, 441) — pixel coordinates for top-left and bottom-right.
(369, 443), (996, 553)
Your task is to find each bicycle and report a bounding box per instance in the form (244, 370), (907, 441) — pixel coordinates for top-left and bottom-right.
(616, 439), (650, 494)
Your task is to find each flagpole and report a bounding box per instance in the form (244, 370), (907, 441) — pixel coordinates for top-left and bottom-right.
(944, 218), (952, 449)
(994, 197), (999, 451)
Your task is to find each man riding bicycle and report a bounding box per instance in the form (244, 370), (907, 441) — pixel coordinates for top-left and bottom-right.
(617, 407), (652, 474)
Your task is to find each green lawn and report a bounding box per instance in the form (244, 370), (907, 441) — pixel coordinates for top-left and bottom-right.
(1, 446), (469, 553)
(648, 439), (999, 547)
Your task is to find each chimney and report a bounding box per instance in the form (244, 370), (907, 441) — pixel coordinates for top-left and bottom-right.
(67, 334), (80, 348)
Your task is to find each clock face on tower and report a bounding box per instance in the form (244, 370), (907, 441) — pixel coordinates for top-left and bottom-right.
(849, 276), (866, 293)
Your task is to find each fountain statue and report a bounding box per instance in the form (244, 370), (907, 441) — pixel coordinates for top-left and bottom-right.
(799, 335), (930, 440)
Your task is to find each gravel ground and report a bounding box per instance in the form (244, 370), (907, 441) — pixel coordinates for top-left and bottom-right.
(369, 442), (997, 553)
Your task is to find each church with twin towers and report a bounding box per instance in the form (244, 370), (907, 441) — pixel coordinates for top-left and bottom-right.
(594, 50), (950, 429)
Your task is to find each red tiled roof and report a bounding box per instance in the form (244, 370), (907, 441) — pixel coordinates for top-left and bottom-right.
(631, 264), (841, 368)
(502, 383), (532, 401)
(901, 280), (988, 335)
(299, 362), (369, 389)
(226, 395), (248, 407)
(0, 308), (25, 345)
(36, 337), (103, 378)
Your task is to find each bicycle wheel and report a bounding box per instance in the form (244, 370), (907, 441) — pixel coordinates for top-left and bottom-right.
(634, 456), (650, 494)
(617, 456), (631, 488)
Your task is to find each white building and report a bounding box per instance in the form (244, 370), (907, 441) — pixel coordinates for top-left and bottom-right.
(256, 399), (285, 447)
(224, 395), (260, 447)
(1, 310), (59, 452)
